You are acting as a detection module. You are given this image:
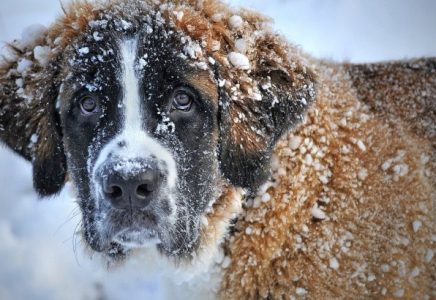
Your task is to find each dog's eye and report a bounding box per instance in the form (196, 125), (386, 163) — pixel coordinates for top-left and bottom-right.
(172, 92), (193, 111)
(80, 96), (99, 115)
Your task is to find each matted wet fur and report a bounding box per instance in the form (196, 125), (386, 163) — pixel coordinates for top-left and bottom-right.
(0, 0), (435, 299)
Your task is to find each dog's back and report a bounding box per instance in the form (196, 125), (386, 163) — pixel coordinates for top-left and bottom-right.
(220, 59), (436, 299)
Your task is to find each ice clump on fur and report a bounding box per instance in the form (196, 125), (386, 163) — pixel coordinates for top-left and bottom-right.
(16, 58), (33, 74)
(228, 52), (250, 70)
(20, 24), (47, 49)
(228, 15), (243, 29)
(33, 46), (51, 66)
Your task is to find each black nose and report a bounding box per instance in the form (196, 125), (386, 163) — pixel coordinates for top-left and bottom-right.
(102, 168), (161, 210)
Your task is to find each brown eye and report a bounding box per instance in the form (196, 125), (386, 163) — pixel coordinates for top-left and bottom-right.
(80, 96), (98, 115)
(172, 92), (193, 111)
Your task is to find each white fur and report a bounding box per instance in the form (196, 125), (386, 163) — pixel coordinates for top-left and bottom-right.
(91, 37), (178, 226)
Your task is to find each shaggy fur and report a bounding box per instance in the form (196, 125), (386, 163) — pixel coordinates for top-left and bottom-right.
(0, 0), (434, 299)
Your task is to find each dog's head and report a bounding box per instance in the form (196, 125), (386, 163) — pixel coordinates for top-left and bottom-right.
(0, 0), (315, 263)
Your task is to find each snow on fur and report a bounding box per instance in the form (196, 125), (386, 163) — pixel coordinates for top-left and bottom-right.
(0, 0), (435, 299)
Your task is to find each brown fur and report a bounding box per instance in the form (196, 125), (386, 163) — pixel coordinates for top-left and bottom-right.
(0, 0), (434, 299)
(220, 61), (436, 299)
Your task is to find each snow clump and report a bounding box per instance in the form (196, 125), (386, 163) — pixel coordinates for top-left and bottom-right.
(16, 59), (33, 74)
(228, 52), (250, 70)
(20, 24), (47, 49)
(33, 46), (51, 66)
(228, 15), (243, 29)
(235, 39), (247, 54)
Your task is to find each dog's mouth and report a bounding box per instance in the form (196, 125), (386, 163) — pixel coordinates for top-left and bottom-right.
(93, 205), (169, 252)
(112, 226), (160, 248)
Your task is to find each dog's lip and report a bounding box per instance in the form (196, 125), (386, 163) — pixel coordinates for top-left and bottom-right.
(112, 226), (160, 248)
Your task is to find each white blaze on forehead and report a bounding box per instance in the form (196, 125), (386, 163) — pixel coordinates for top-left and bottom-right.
(92, 38), (177, 191)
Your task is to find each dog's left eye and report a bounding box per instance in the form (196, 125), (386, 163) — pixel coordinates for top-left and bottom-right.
(172, 91), (193, 111)
(80, 96), (99, 115)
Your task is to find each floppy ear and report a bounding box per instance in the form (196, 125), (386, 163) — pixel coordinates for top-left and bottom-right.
(217, 37), (316, 190)
(0, 47), (67, 197)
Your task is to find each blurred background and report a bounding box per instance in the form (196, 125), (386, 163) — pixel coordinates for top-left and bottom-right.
(0, 0), (435, 299)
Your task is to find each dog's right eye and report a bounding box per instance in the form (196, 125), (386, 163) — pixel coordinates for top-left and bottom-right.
(79, 96), (99, 115)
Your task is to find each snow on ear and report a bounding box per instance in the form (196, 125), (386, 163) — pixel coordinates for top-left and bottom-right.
(0, 26), (67, 196)
(218, 35), (316, 190)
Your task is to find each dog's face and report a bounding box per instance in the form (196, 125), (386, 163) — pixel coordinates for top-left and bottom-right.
(60, 28), (222, 257)
(0, 0), (315, 263)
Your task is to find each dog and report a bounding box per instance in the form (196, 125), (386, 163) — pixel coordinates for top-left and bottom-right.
(0, 0), (434, 298)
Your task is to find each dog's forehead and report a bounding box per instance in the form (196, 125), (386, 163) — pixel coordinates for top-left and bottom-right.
(60, 26), (217, 103)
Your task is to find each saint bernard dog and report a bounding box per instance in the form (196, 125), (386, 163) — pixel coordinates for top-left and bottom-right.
(0, 0), (435, 299)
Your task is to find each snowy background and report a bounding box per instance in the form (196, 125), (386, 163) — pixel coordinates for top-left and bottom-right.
(0, 0), (435, 299)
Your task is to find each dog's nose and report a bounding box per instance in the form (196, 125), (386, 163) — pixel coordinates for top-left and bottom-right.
(102, 169), (160, 210)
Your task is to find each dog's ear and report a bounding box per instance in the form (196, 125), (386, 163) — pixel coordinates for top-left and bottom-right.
(0, 47), (67, 197)
(217, 36), (316, 190)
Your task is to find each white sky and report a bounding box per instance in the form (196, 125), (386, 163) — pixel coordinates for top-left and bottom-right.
(0, 0), (435, 299)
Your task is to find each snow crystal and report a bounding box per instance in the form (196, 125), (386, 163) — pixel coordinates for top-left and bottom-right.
(289, 136), (302, 150)
(296, 287), (307, 295)
(173, 11), (184, 21)
(318, 175), (329, 184)
(381, 161), (391, 171)
(229, 15), (243, 29)
(304, 154), (313, 165)
(119, 20), (132, 30)
(33, 46), (51, 66)
(357, 140), (366, 151)
(252, 93), (262, 101)
(30, 134), (38, 143)
(194, 62), (208, 70)
(245, 227), (252, 235)
(358, 168), (368, 180)
(138, 57), (147, 70)
(78, 47), (90, 56)
(381, 264), (390, 272)
(184, 42), (202, 60)
(310, 207), (326, 220)
(21, 24), (46, 49)
(15, 78), (23, 88)
(228, 52), (250, 70)
(261, 192), (271, 203)
(420, 154), (430, 165)
(367, 275), (376, 282)
(222, 256), (231, 268)
(410, 266), (419, 278)
(211, 40), (221, 51)
(394, 289), (404, 297)
(214, 249), (225, 264)
(252, 197), (262, 208)
(382, 288), (387, 295)
(208, 57), (215, 65)
(16, 58), (33, 73)
(393, 164), (409, 177)
(329, 257), (339, 269)
(262, 83), (272, 90)
(235, 39), (247, 54)
(426, 249), (434, 262)
(412, 220), (422, 233)
(54, 36), (63, 45)
(211, 13), (222, 22)
(93, 32), (104, 42)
